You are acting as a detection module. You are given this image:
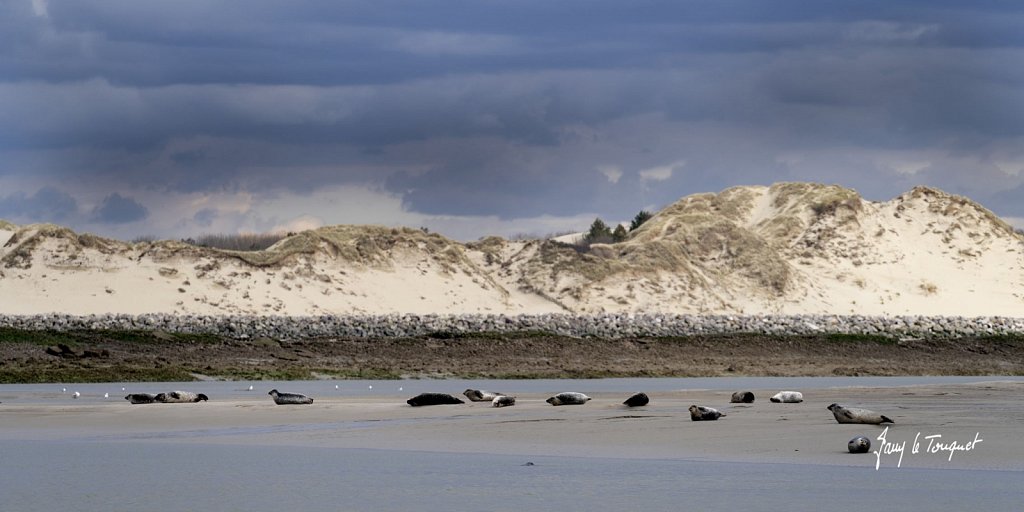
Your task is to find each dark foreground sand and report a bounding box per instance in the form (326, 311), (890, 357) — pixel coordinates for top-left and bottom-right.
(2, 381), (1021, 471)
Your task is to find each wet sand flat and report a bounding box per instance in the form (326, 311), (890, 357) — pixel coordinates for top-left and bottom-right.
(3, 381), (1021, 471)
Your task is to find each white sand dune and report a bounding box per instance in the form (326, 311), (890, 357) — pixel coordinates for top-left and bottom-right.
(1, 183), (1022, 316)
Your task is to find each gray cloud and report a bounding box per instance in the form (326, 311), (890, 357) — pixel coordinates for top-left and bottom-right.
(1, 1), (1023, 237)
(193, 208), (217, 227)
(0, 187), (78, 223)
(91, 193), (148, 224)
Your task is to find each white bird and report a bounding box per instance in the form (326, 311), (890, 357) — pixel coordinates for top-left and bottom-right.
(335, 384), (339, 389)
(104, 393), (109, 398)
(62, 387), (67, 393)
(368, 385), (373, 390)
(122, 387), (126, 391)
(398, 387), (403, 391)
(248, 385), (254, 391)
(72, 391), (81, 399)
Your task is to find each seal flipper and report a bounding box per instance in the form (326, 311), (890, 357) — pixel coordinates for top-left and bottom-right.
(881, 415), (894, 424)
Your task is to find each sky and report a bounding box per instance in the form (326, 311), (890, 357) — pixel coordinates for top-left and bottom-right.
(2, 0), (1023, 241)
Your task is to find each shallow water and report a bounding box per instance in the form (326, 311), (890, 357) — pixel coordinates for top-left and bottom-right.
(1, 441), (1019, 512)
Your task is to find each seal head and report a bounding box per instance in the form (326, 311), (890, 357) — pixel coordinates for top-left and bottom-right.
(848, 436), (872, 453)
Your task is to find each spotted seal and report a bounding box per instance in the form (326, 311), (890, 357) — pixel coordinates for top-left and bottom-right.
(848, 435), (872, 453)
(827, 403), (894, 424)
(770, 391), (804, 403)
(154, 391), (208, 403)
(492, 395), (516, 407)
(623, 392), (650, 407)
(546, 392), (591, 406)
(406, 393), (465, 406)
(268, 389), (314, 405)
(125, 393), (157, 404)
(463, 389), (505, 402)
(689, 405), (725, 421)
(730, 391), (755, 403)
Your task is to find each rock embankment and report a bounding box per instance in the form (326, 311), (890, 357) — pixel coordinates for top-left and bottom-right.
(2, 314), (1022, 340)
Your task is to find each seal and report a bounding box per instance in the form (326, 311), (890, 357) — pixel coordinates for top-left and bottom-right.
(848, 435), (872, 453)
(730, 391), (755, 403)
(770, 391), (803, 403)
(623, 392), (649, 407)
(689, 405), (725, 421)
(546, 392), (591, 406)
(827, 403), (894, 424)
(124, 393), (157, 404)
(155, 391), (209, 403)
(492, 395), (516, 407)
(406, 393), (465, 406)
(268, 389), (314, 405)
(463, 389), (505, 402)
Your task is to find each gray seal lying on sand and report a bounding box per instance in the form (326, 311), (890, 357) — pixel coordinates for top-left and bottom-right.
(546, 392), (591, 406)
(827, 403), (894, 424)
(407, 393), (465, 406)
(623, 392), (650, 407)
(268, 389), (314, 405)
(125, 393), (158, 404)
(155, 391), (208, 403)
(770, 391), (804, 403)
(463, 389), (505, 402)
(492, 395), (516, 407)
(689, 405), (726, 421)
(730, 391), (755, 403)
(848, 435), (872, 453)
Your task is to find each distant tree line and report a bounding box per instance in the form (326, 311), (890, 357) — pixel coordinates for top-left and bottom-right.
(580, 210), (653, 246)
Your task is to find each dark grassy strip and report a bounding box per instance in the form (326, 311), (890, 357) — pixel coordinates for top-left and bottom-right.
(216, 368), (404, 381)
(0, 327), (223, 346)
(2, 328), (1023, 383)
(0, 365), (195, 384)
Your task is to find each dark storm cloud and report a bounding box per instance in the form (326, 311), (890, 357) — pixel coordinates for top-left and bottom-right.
(91, 193), (148, 224)
(0, 187), (78, 223)
(1, 1), (1023, 231)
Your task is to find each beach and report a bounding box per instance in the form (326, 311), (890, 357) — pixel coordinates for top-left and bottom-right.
(4, 379), (1020, 469)
(2, 378), (1022, 511)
